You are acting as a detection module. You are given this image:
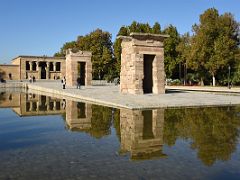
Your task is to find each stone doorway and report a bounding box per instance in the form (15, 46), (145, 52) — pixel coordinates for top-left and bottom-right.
(77, 102), (86, 118)
(142, 110), (154, 139)
(119, 33), (168, 94)
(143, 55), (154, 94)
(78, 62), (86, 85)
(66, 49), (92, 87)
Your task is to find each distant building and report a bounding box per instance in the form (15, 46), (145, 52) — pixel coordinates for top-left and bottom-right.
(0, 50), (92, 86)
(0, 55), (66, 80)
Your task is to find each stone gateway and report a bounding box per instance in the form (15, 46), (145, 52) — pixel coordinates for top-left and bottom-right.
(118, 33), (169, 94)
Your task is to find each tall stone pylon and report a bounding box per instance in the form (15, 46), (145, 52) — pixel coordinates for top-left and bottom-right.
(65, 49), (92, 87)
(118, 33), (169, 94)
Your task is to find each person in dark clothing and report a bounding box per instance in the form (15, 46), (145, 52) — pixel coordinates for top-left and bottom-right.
(77, 76), (81, 89)
(32, 76), (36, 82)
(62, 76), (66, 89)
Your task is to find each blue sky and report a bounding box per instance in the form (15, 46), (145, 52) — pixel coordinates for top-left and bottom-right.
(0, 0), (239, 63)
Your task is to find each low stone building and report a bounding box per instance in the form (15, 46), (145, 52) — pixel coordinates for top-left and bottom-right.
(118, 33), (169, 94)
(0, 50), (92, 87)
(0, 55), (65, 80)
(0, 92), (65, 116)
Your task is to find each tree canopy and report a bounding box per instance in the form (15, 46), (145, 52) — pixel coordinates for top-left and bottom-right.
(55, 29), (114, 80)
(113, 21), (163, 77)
(188, 8), (240, 86)
(55, 8), (240, 86)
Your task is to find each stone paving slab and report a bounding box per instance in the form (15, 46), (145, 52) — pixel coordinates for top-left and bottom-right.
(25, 82), (240, 110)
(167, 85), (240, 93)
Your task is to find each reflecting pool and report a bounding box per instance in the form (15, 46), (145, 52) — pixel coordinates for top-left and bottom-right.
(0, 91), (240, 180)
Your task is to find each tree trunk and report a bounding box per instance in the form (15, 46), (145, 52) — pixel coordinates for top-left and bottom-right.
(212, 75), (216, 86)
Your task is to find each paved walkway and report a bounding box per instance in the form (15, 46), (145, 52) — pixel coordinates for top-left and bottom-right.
(24, 82), (240, 109)
(166, 85), (240, 93)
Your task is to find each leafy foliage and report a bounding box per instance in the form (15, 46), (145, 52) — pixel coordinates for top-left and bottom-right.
(113, 21), (163, 77)
(188, 8), (240, 86)
(164, 106), (240, 166)
(55, 29), (114, 80)
(163, 25), (180, 78)
(55, 8), (240, 86)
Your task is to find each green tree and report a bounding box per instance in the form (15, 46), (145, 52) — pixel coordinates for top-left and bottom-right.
(164, 106), (240, 166)
(113, 26), (129, 77)
(151, 22), (161, 34)
(163, 25), (180, 79)
(232, 48), (240, 85)
(113, 21), (164, 78)
(55, 29), (114, 80)
(176, 33), (191, 85)
(77, 29), (114, 80)
(54, 41), (77, 57)
(189, 8), (239, 86)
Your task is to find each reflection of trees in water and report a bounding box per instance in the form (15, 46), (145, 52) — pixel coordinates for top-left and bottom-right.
(113, 109), (120, 141)
(89, 105), (112, 138)
(90, 106), (120, 139)
(61, 100), (240, 165)
(82, 105), (120, 138)
(164, 106), (240, 166)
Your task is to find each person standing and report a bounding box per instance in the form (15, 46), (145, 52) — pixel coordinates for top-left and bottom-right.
(77, 76), (81, 89)
(62, 76), (66, 89)
(29, 75), (32, 83)
(32, 76), (36, 82)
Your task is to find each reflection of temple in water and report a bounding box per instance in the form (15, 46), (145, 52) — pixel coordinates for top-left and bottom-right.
(0, 92), (166, 161)
(65, 100), (92, 131)
(120, 109), (166, 160)
(0, 92), (65, 116)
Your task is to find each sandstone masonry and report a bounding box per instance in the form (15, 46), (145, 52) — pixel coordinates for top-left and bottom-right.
(66, 49), (92, 87)
(119, 33), (169, 94)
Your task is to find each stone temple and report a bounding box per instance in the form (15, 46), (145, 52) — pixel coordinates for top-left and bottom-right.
(0, 49), (92, 87)
(118, 33), (169, 94)
(0, 33), (168, 95)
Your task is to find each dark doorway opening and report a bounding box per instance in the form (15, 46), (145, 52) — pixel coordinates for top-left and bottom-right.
(32, 62), (36, 71)
(56, 62), (61, 71)
(142, 110), (154, 139)
(78, 62), (86, 85)
(39, 95), (47, 111)
(143, 55), (154, 93)
(26, 61), (30, 70)
(77, 102), (86, 118)
(39, 62), (47, 79)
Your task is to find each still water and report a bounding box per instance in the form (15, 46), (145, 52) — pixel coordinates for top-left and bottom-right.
(0, 91), (240, 180)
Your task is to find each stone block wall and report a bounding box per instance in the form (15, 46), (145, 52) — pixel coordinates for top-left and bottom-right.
(0, 65), (20, 80)
(119, 33), (168, 94)
(66, 49), (92, 87)
(0, 92), (21, 107)
(120, 108), (165, 160)
(65, 100), (92, 131)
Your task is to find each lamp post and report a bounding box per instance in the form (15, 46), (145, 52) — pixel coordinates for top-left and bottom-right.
(228, 65), (231, 89)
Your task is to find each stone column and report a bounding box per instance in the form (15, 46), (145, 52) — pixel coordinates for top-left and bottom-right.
(38, 95), (42, 107)
(36, 101), (39, 112)
(37, 62), (41, 79)
(53, 101), (56, 111)
(46, 97), (50, 111)
(53, 62), (56, 72)
(29, 61), (32, 71)
(46, 62), (50, 79)
(30, 101), (33, 111)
